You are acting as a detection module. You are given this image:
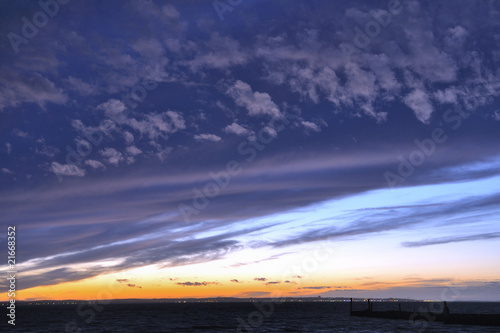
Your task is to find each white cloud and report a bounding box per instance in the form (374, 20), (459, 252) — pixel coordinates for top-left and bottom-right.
(124, 131), (134, 145)
(0, 71), (67, 111)
(345, 63), (378, 100)
(132, 39), (165, 65)
(366, 54), (401, 92)
(444, 26), (468, 49)
(74, 138), (92, 153)
(126, 146), (143, 156)
(89, 101), (187, 143)
(97, 99), (127, 123)
(1, 168), (14, 174)
(36, 145), (59, 158)
(287, 66), (341, 104)
(50, 162), (85, 177)
(71, 119), (113, 139)
(99, 148), (124, 166)
(194, 134), (222, 142)
(224, 122), (251, 136)
(12, 129), (29, 138)
(404, 89), (434, 123)
(156, 147), (173, 162)
(404, 24), (458, 83)
(261, 126), (277, 139)
(226, 80), (280, 117)
(165, 111), (186, 130)
(301, 121), (321, 133)
(115, 110), (186, 141)
(126, 156), (136, 165)
(148, 140), (173, 162)
(5, 143), (12, 154)
(85, 160), (106, 170)
(434, 88), (458, 104)
(493, 110), (500, 122)
(65, 76), (97, 96)
(185, 33), (250, 70)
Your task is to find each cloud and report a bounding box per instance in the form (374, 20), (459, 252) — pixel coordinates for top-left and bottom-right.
(126, 146), (143, 156)
(165, 111), (186, 130)
(444, 26), (468, 49)
(50, 162), (85, 177)
(0, 71), (67, 111)
(154, 146), (173, 162)
(129, 111), (186, 140)
(230, 279), (242, 283)
(494, 110), (500, 122)
(402, 232), (500, 248)
(228, 253), (287, 267)
(116, 279), (141, 288)
(4, 130), (500, 292)
(176, 281), (220, 286)
(95, 99), (186, 141)
(0, 219), (267, 290)
(261, 126), (278, 139)
(1, 168), (14, 174)
(434, 87), (459, 104)
(71, 119), (111, 141)
(99, 148), (124, 166)
(194, 133), (222, 142)
(265, 281), (280, 285)
(12, 129), (30, 138)
(184, 33), (250, 70)
(226, 80), (280, 117)
(131, 39), (165, 65)
(299, 286), (331, 290)
(5, 143), (12, 154)
(35, 145), (59, 158)
(124, 131), (134, 145)
(236, 291), (273, 298)
(404, 22), (458, 83)
(97, 99), (127, 122)
(301, 121), (321, 133)
(162, 4), (180, 20)
(403, 88), (434, 123)
(254, 278), (268, 282)
(224, 122), (251, 136)
(85, 160), (106, 170)
(64, 76), (97, 96)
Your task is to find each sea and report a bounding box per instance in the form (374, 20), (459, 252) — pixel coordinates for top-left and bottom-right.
(2, 301), (500, 332)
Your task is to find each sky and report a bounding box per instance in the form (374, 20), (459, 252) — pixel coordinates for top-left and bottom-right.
(1, 0), (500, 302)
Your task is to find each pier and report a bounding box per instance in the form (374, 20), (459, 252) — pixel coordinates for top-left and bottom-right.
(349, 299), (500, 327)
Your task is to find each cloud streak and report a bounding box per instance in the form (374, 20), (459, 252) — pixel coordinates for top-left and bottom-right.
(402, 232), (500, 248)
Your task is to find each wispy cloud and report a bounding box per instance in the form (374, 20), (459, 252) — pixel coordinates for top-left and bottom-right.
(194, 133), (222, 142)
(176, 281), (220, 286)
(254, 278), (268, 282)
(299, 286), (331, 290)
(402, 232), (500, 248)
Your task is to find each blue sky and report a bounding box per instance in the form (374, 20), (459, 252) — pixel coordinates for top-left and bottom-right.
(1, 0), (500, 301)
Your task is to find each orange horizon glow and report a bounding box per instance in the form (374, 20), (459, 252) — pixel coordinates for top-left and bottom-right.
(0, 273), (458, 302)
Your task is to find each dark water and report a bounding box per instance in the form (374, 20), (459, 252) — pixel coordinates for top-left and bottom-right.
(2, 301), (500, 332)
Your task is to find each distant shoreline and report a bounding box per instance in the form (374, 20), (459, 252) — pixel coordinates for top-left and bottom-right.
(3, 298), (499, 306)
